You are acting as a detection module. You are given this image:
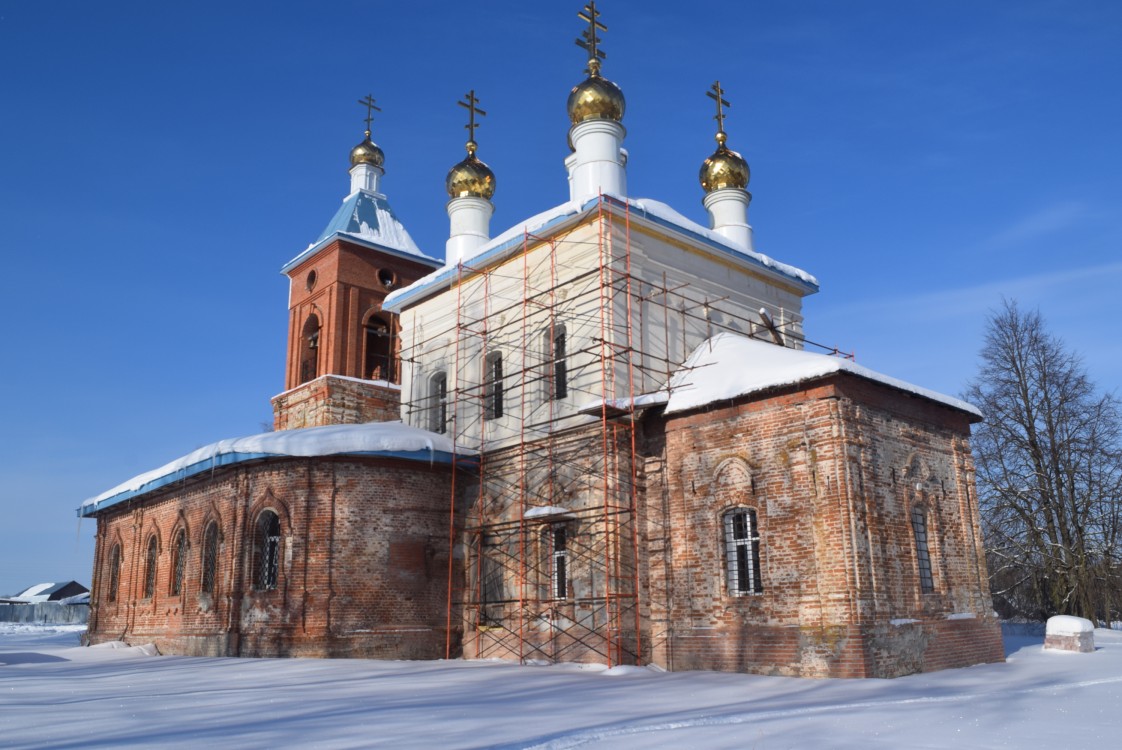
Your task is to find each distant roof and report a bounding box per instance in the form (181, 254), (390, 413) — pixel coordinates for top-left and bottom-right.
(384, 193), (817, 312)
(281, 190), (441, 274)
(663, 332), (981, 417)
(9, 581), (89, 603)
(80, 422), (472, 518)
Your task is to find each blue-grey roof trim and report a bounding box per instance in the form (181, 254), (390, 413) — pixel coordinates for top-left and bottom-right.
(281, 231), (443, 276)
(78, 449), (463, 518)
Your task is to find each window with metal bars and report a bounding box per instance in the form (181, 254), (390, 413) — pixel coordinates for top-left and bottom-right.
(547, 526), (568, 600)
(170, 529), (187, 596)
(254, 511), (281, 591)
(911, 506), (935, 593)
(201, 522), (219, 594)
(723, 508), (762, 595)
(429, 372), (448, 434)
(544, 323), (567, 401)
(106, 543), (121, 603)
(484, 351), (504, 419)
(143, 535), (158, 599)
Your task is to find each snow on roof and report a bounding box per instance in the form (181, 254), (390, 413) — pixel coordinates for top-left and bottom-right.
(1047, 615), (1095, 635)
(664, 332), (981, 417)
(80, 422), (470, 517)
(281, 190), (441, 274)
(383, 193), (817, 312)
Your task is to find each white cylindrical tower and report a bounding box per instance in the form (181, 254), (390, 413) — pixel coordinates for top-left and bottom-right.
(349, 131), (385, 194)
(565, 57), (627, 204)
(700, 121), (754, 251)
(445, 139), (496, 262)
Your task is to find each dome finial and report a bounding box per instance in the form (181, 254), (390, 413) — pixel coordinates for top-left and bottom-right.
(446, 90), (496, 200)
(567, 2), (625, 124)
(700, 80), (750, 192)
(350, 93), (385, 169)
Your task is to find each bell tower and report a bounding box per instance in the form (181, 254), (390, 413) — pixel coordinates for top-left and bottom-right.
(272, 97), (442, 430)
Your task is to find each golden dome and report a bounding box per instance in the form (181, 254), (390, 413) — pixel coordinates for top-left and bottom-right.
(350, 132), (385, 168)
(446, 143), (496, 200)
(567, 72), (626, 125)
(699, 132), (750, 192)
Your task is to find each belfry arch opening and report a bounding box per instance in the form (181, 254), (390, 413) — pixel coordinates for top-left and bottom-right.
(364, 313), (396, 382)
(299, 314), (321, 384)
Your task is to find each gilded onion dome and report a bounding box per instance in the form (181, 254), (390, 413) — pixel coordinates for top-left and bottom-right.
(350, 131), (385, 168)
(446, 141), (496, 200)
(567, 61), (625, 125)
(700, 131), (750, 192)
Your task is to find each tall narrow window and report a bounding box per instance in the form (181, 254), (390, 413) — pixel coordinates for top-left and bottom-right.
(548, 526), (568, 599)
(545, 323), (568, 400)
(254, 511), (281, 591)
(485, 351), (504, 419)
(106, 543), (121, 603)
(911, 506), (935, 593)
(143, 535), (158, 599)
(170, 529), (187, 596)
(723, 509), (762, 595)
(429, 371), (448, 434)
(201, 522), (219, 595)
(299, 314), (320, 384)
(364, 314), (395, 382)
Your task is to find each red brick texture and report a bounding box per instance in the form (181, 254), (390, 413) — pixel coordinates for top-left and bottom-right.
(647, 373), (1003, 677)
(86, 456), (460, 659)
(272, 375), (402, 430)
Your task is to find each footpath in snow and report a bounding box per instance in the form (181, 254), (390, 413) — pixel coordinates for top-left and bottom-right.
(1, 624), (1120, 749)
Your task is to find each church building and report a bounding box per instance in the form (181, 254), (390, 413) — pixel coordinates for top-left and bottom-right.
(80, 4), (1003, 678)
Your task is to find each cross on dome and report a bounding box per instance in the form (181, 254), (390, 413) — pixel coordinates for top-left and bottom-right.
(457, 90), (487, 155)
(576, 1), (608, 75)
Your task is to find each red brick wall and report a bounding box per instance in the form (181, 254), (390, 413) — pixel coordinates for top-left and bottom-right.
(272, 374), (402, 430)
(652, 373), (1002, 677)
(87, 456), (459, 659)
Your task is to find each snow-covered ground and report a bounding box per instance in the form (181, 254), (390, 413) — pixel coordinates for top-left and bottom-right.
(2, 624), (1119, 749)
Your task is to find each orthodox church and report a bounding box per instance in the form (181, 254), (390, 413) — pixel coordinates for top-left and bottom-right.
(80, 4), (1003, 678)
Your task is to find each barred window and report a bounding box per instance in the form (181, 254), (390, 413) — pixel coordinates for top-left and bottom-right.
(143, 535), (158, 599)
(544, 323), (567, 401)
(485, 351), (504, 420)
(723, 508), (762, 595)
(429, 371), (449, 434)
(201, 522), (219, 594)
(547, 526), (568, 600)
(254, 511), (281, 591)
(170, 529), (187, 596)
(911, 506), (935, 593)
(106, 543), (121, 603)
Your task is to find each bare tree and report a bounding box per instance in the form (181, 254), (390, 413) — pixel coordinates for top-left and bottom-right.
(966, 300), (1122, 624)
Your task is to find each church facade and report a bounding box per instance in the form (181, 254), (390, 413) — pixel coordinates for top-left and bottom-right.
(80, 5), (1002, 677)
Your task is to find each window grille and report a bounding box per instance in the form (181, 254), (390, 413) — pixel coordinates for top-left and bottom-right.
(485, 352), (504, 419)
(723, 509), (762, 595)
(255, 511), (281, 591)
(911, 506), (935, 593)
(107, 544), (121, 603)
(170, 530), (187, 596)
(201, 522), (219, 594)
(549, 526), (568, 599)
(143, 536), (158, 599)
(552, 328), (568, 400)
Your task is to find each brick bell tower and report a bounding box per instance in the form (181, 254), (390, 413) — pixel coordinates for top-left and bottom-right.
(272, 98), (443, 430)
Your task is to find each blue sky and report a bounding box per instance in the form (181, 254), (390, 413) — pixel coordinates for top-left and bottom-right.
(1, 0), (1119, 595)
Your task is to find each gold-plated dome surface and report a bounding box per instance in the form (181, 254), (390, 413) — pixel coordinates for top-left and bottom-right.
(446, 148), (496, 200)
(700, 133), (750, 192)
(350, 132), (385, 168)
(567, 73), (626, 125)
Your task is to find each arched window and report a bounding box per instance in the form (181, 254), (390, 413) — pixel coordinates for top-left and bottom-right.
(723, 508), (762, 595)
(544, 322), (567, 400)
(201, 522), (219, 594)
(429, 371), (448, 434)
(106, 543), (121, 603)
(253, 511), (281, 591)
(911, 506), (934, 593)
(170, 529), (187, 596)
(485, 351), (504, 419)
(364, 314), (396, 382)
(299, 314), (320, 384)
(143, 535), (159, 599)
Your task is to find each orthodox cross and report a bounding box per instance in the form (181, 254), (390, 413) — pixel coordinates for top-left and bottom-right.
(457, 90), (486, 154)
(707, 81), (730, 136)
(358, 94), (381, 135)
(576, 1), (607, 73)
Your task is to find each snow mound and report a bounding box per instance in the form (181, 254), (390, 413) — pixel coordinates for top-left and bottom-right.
(1047, 615), (1095, 635)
